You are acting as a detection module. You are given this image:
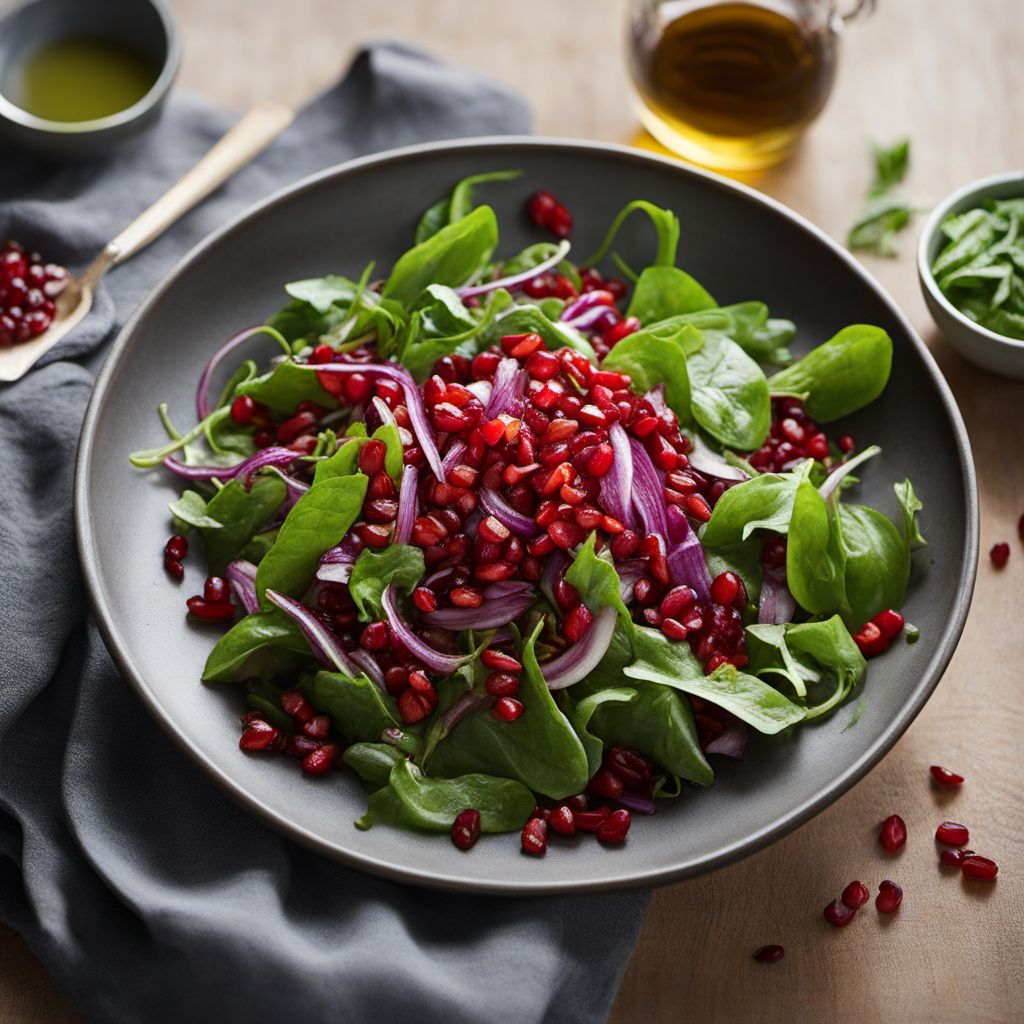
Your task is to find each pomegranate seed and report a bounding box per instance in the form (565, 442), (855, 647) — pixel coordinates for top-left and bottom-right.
(447, 464), (478, 488)
(752, 945), (785, 964)
(685, 494), (712, 522)
(596, 808), (631, 843)
(610, 530), (640, 560)
(521, 816), (549, 855)
(343, 372), (372, 404)
(547, 804), (576, 836)
(563, 603), (594, 642)
(301, 742), (339, 775)
(526, 190), (558, 228)
(603, 317), (640, 346)
(875, 879), (903, 913)
(412, 587), (437, 613)
(399, 689), (433, 724)
(577, 443), (614, 478)
(481, 648), (522, 672)
(280, 689), (314, 724)
(287, 735), (321, 758)
(548, 520), (582, 550)
(823, 898), (857, 927)
(548, 205), (573, 239)
(451, 808), (482, 850)
(475, 561), (515, 582)
(164, 557), (184, 581)
(230, 394), (255, 425)
(854, 621), (889, 658)
(308, 343), (334, 364)
(879, 814), (907, 852)
(276, 410), (318, 444)
(606, 746), (651, 788)
(358, 523), (392, 548)
(838, 433), (856, 453)
(485, 671), (520, 697)
(303, 714), (331, 740)
(574, 807), (610, 832)
(164, 534), (188, 560)
(492, 697), (524, 722)
(501, 332), (542, 358)
(960, 855), (998, 880)
(186, 596), (235, 621)
(841, 880), (870, 909)
(450, 586), (483, 608)
(990, 542), (1010, 568)
(360, 621), (389, 651)
(873, 608), (905, 638)
(589, 768), (624, 800)
(203, 576), (228, 602)
(930, 765), (965, 788)
(935, 821), (970, 845)
(940, 847), (973, 867)
(479, 515), (511, 543)
(709, 571), (740, 606)
(239, 720), (280, 751)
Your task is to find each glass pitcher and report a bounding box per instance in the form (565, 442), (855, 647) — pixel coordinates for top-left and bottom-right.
(629, 0), (875, 172)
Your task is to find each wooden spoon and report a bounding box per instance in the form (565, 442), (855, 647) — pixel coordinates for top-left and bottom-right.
(0, 101), (294, 382)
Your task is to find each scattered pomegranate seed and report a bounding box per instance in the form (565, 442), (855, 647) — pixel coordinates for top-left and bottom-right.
(239, 720), (279, 751)
(303, 715), (331, 741)
(823, 898), (857, 927)
(301, 743), (339, 775)
(929, 765), (965, 788)
(875, 880), (903, 913)
(854, 621), (888, 658)
(935, 821), (970, 846)
(186, 596), (235, 621)
(872, 608), (905, 638)
(841, 880), (870, 909)
(280, 689), (314, 724)
(574, 808), (611, 832)
(491, 697), (524, 722)
(879, 814), (907, 852)
(990, 542), (1010, 568)
(752, 944), (785, 964)
(589, 768), (624, 800)
(940, 848), (973, 867)
(451, 809), (482, 850)
(960, 855), (998, 880)
(164, 557), (184, 581)
(521, 816), (549, 855)
(547, 805), (576, 836)
(485, 671), (520, 697)
(596, 808), (631, 843)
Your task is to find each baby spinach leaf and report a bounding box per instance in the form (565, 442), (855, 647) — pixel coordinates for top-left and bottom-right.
(585, 200), (680, 269)
(414, 170), (521, 244)
(785, 616), (866, 719)
(701, 461), (812, 548)
(786, 480), (847, 618)
(601, 322), (697, 421)
(237, 360), (338, 416)
(706, 302), (796, 365)
(169, 489), (222, 530)
(199, 476), (288, 574)
(240, 528), (279, 565)
(562, 687), (637, 777)
(848, 139), (918, 257)
(358, 759), (534, 834)
(835, 503), (907, 628)
(301, 669), (400, 742)
(284, 275), (360, 314)
(383, 205), (499, 307)
(894, 478), (926, 549)
(201, 608), (312, 683)
(626, 266), (716, 324)
(768, 325), (892, 423)
(488, 304), (597, 361)
(414, 284), (477, 336)
(625, 626), (805, 734)
(348, 544), (425, 622)
(686, 331), (770, 450)
(342, 742), (404, 787)
(255, 472), (368, 606)
(745, 623), (811, 698)
(429, 621), (590, 799)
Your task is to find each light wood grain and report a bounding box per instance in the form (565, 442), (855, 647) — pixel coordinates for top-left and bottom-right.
(3, 2), (1022, 1022)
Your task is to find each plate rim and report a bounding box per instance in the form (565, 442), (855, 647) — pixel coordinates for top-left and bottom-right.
(74, 135), (979, 895)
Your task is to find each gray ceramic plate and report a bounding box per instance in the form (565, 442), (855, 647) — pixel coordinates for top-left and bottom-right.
(75, 138), (977, 895)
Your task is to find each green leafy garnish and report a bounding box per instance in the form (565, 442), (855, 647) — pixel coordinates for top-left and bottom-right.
(848, 139), (919, 258)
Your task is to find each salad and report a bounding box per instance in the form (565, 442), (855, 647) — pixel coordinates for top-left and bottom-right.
(130, 172), (926, 855)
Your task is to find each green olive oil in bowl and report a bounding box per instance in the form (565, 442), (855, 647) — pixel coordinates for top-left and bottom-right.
(7, 36), (158, 123)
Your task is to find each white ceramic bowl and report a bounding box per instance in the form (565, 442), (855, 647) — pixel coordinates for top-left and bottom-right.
(918, 171), (1024, 378)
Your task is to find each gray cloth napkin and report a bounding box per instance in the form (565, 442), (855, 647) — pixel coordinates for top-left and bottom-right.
(0, 43), (648, 1024)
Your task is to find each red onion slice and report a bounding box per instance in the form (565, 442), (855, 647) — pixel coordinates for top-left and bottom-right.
(395, 464), (418, 545)
(628, 438), (669, 537)
(616, 790), (657, 815)
(560, 289), (615, 322)
(600, 422), (637, 529)
(349, 648), (386, 689)
(480, 488), (539, 537)
(818, 444), (881, 503)
(758, 567), (796, 625)
(162, 445), (298, 483)
(421, 589), (535, 630)
(226, 560), (260, 614)
(484, 357), (527, 419)
(543, 605), (618, 690)
(265, 589), (361, 676)
(196, 325), (287, 419)
(457, 239), (571, 299)
(382, 584), (466, 675)
(705, 718), (749, 758)
(666, 505), (712, 604)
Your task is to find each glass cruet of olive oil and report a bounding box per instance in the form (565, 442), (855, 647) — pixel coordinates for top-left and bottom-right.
(629, 0), (875, 172)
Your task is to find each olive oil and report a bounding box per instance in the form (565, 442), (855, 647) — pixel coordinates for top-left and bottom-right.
(7, 37), (157, 123)
(631, 2), (836, 171)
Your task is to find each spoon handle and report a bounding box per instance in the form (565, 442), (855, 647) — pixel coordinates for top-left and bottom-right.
(105, 101), (294, 265)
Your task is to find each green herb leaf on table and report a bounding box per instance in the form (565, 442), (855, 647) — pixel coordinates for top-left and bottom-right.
(848, 138), (919, 258)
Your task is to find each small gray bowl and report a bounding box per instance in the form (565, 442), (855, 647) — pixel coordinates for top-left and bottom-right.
(918, 171), (1024, 378)
(0, 0), (180, 160)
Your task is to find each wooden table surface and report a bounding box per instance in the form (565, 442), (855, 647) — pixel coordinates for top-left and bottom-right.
(3, 1), (1022, 1021)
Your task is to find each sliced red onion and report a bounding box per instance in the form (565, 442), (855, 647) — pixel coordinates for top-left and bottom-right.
(705, 718), (749, 758)
(196, 325), (278, 420)
(440, 439), (468, 478)
(565, 305), (619, 333)
(316, 563), (352, 585)
(226, 560), (260, 614)
(265, 588), (361, 676)
(162, 445), (298, 483)
(365, 395), (396, 434)
(349, 648), (386, 689)
(436, 690), (495, 736)
(665, 505), (712, 604)
(480, 487), (539, 537)
(688, 434), (750, 482)
(818, 444), (881, 503)
(644, 384), (668, 418)
(616, 790), (656, 815)
(758, 567), (796, 625)
(382, 584), (466, 675)
(321, 536), (362, 564)
(543, 605), (618, 690)
(615, 558), (647, 604)
(396, 464), (418, 544)
(539, 549), (569, 610)
(560, 289), (615, 323)
(421, 589), (535, 630)
(483, 581), (533, 599)
(483, 358), (527, 419)
(312, 363), (443, 479)
(316, 536), (361, 584)
(600, 422), (636, 529)
(457, 239), (571, 299)
(628, 438), (669, 537)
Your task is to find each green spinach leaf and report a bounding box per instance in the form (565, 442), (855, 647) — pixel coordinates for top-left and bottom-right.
(626, 266), (716, 324)
(201, 608), (312, 683)
(200, 476), (287, 574)
(414, 170), (521, 244)
(302, 669), (401, 742)
(348, 544), (425, 622)
(785, 480), (847, 617)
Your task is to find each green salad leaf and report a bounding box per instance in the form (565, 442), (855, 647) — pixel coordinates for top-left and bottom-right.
(626, 266), (716, 323)
(200, 476), (287, 574)
(347, 544), (425, 622)
(414, 170), (521, 244)
(201, 608), (312, 683)
(302, 669), (401, 742)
